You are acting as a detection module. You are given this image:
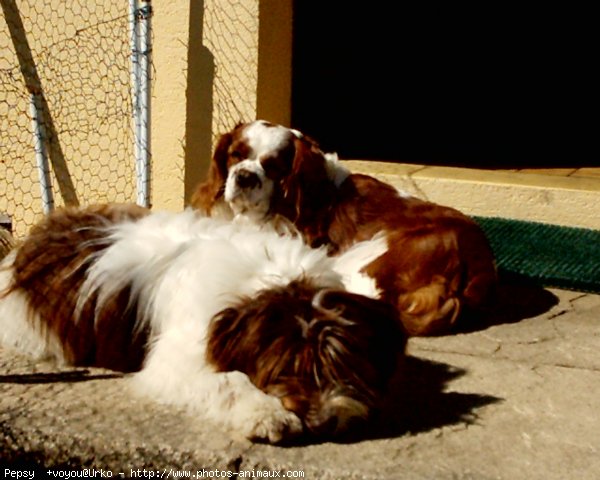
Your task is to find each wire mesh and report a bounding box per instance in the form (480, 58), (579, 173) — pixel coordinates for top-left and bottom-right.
(203, 0), (258, 139)
(0, 1), (138, 237)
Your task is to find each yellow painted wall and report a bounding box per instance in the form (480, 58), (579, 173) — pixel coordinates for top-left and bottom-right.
(1, 0), (293, 231)
(2, 1), (597, 233)
(151, 0), (292, 210)
(148, 0), (189, 211)
(0, 1), (135, 236)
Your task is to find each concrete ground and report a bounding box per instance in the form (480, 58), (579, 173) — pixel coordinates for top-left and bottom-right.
(1, 282), (599, 479)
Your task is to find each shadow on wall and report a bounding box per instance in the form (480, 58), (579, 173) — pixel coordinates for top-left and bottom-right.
(184, 0), (215, 204)
(1, 0), (79, 206)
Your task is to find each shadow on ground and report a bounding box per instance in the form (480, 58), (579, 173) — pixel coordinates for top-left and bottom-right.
(456, 270), (560, 335)
(286, 355), (502, 446)
(0, 369), (122, 384)
(386, 356), (501, 434)
(371, 356), (501, 440)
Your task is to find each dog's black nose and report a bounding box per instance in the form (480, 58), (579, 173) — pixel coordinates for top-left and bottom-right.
(235, 169), (261, 189)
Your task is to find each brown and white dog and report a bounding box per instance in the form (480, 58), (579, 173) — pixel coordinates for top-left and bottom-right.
(0, 204), (405, 442)
(191, 120), (497, 336)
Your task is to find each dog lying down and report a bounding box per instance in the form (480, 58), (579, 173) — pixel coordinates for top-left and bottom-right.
(191, 120), (498, 336)
(0, 204), (406, 443)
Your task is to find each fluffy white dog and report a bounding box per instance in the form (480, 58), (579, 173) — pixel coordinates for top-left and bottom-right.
(0, 204), (405, 443)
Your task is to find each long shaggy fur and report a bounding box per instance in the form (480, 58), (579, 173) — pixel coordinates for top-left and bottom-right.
(0, 204), (405, 442)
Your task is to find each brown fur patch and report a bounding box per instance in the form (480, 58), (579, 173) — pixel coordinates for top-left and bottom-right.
(206, 279), (405, 435)
(331, 175), (497, 335)
(6, 203), (150, 371)
(190, 132), (234, 214)
(189, 122), (497, 336)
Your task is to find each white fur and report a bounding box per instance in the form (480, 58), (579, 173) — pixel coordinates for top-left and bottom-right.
(78, 211), (344, 330)
(224, 160), (273, 220)
(1, 210), (354, 442)
(0, 251), (64, 362)
(224, 120), (296, 221)
(224, 121), (350, 221)
(100, 213), (346, 441)
(290, 128), (303, 138)
(324, 152), (351, 187)
(244, 120), (294, 158)
(333, 232), (388, 298)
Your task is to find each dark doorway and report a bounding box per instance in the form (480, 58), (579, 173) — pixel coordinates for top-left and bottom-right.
(292, 3), (599, 168)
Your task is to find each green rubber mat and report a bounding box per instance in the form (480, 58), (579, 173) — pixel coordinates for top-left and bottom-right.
(474, 216), (600, 294)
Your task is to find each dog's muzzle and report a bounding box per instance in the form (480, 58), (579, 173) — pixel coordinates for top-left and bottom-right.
(224, 160), (273, 218)
(235, 169), (262, 190)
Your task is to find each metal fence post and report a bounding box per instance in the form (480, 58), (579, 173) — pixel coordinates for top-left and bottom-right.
(130, 0), (152, 208)
(29, 91), (54, 213)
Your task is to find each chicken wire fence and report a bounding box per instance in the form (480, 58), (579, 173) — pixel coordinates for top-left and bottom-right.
(203, 0), (259, 139)
(0, 0), (151, 238)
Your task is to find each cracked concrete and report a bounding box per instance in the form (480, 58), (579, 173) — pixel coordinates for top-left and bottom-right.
(2, 284), (600, 479)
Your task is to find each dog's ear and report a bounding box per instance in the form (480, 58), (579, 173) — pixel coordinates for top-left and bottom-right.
(206, 298), (296, 387)
(190, 132), (233, 214)
(311, 289), (407, 384)
(280, 136), (337, 247)
(205, 305), (244, 372)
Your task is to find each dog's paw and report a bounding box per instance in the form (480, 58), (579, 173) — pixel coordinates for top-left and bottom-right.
(224, 372), (303, 443)
(244, 394), (303, 443)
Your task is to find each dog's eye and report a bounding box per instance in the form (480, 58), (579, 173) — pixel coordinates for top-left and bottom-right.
(228, 150), (244, 168)
(262, 155), (290, 179)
